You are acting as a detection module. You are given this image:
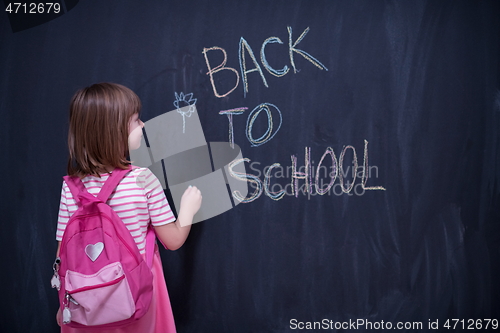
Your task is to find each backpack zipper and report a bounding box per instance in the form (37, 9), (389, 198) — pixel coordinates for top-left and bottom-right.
(68, 274), (126, 295)
(62, 274), (125, 325)
(63, 291), (79, 324)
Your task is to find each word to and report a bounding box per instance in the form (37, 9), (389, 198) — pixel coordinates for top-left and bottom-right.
(219, 103), (282, 148)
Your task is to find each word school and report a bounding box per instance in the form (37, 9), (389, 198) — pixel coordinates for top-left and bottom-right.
(228, 140), (386, 202)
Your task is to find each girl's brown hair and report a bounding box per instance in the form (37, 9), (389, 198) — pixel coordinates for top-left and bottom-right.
(67, 83), (141, 177)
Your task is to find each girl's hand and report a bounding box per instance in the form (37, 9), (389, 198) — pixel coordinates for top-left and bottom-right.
(179, 185), (202, 219)
(154, 185), (201, 249)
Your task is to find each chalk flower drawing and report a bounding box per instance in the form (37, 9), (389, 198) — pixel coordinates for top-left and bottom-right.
(174, 92), (197, 133)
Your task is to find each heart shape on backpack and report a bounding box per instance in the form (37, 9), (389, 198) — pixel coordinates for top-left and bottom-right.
(85, 242), (104, 262)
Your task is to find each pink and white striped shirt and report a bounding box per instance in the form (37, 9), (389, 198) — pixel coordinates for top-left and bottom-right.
(56, 167), (175, 254)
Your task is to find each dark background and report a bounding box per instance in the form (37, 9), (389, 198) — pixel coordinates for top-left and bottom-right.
(1, 1), (499, 332)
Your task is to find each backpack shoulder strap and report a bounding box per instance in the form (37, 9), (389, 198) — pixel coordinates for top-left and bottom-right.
(69, 166), (155, 268)
(145, 227), (156, 269)
(63, 175), (89, 205)
(99, 166), (156, 269)
(97, 166), (132, 202)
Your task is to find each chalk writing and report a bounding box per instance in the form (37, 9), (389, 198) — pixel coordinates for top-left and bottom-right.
(287, 26), (328, 73)
(291, 147), (312, 197)
(219, 108), (248, 148)
(261, 37), (289, 77)
(264, 163), (286, 200)
(205, 28), (384, 203)
(204, 26), (327, 98)
(315, 147), (337, 195)
(228, 141), (385, 202)
(219, 103), (282, 148)
(174, 92), (197, 133)
(202, 46), (240, 98)
(246, 103), (282, 147)
(239, 37), (268, 97)
(362, 140), (386, 190)
(338, 145), (358, 193)
(228, 158), (263, 203)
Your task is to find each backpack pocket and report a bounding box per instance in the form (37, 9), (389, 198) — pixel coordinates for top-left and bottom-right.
(65, 262), (135, 326)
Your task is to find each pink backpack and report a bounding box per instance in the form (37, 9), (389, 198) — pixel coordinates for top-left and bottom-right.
(52, 167), (155, 329)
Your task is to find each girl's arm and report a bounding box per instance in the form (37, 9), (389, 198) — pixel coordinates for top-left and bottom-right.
(154, 185), (202, 250)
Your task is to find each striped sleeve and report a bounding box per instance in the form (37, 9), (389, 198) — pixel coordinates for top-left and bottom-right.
(56, 182), (70, 241)
(139, 168), (176, 226)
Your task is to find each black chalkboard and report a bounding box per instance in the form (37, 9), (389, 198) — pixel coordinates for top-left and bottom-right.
(1, 1), (499, 332)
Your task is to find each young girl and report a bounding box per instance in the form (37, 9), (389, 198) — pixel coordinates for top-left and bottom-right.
(55, 82), (202, 332)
